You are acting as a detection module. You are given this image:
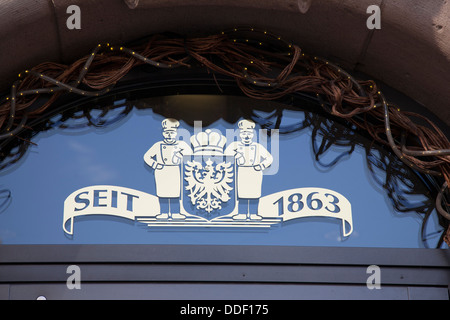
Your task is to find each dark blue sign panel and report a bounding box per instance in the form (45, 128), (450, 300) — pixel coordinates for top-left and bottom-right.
(0, 95), (446, 248)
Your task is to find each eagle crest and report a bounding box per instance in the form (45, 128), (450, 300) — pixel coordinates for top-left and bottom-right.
(184, 158), (234, 213)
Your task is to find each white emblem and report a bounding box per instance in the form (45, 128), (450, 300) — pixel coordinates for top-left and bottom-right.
(184, 158), (233, 213)
(62, 117), (353, 238)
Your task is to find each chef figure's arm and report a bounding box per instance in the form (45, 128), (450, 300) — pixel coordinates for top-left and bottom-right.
(144, 143), (163, 170)
(172, 141), (193, 164)
(254, 144), (273, 171)
(224, 142), (244, 164)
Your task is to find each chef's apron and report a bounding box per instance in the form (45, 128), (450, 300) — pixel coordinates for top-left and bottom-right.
(155, 165), (181, 198)
(237, 165), (263, 199)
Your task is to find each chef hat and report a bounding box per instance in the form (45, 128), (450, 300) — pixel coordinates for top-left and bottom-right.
(161, 118), (179, 131)
(238, 119), (255, 132)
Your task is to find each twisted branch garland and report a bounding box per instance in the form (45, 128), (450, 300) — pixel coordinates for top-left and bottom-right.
(0, 29), (449, 245)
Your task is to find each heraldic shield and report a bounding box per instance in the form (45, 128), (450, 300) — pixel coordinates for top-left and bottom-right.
(182, 129), (237, 220)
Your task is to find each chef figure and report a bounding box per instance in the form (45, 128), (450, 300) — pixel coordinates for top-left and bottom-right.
(144, 118), (192, 220)
(225, 119), (273, 220)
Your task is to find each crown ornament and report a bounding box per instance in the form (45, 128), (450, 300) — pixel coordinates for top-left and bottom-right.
(190, 129), (227, 155)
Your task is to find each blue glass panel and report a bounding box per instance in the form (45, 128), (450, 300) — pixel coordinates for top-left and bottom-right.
(0, 95), (446, 248)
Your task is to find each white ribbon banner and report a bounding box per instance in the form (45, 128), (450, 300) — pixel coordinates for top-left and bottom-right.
(258, 187), (353, 237)
(63, 185), (352, 236)
(63, 185), (159, 235)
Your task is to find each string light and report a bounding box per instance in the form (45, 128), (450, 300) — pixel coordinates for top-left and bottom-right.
(0, 29), (448, 239)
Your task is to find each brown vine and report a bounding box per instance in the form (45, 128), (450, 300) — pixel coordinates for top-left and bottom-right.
(0, 29), (449, 244)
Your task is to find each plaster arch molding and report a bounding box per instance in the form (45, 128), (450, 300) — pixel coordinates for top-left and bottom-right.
(0, 0), (448, 124)
(0, 0), (449, 245)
